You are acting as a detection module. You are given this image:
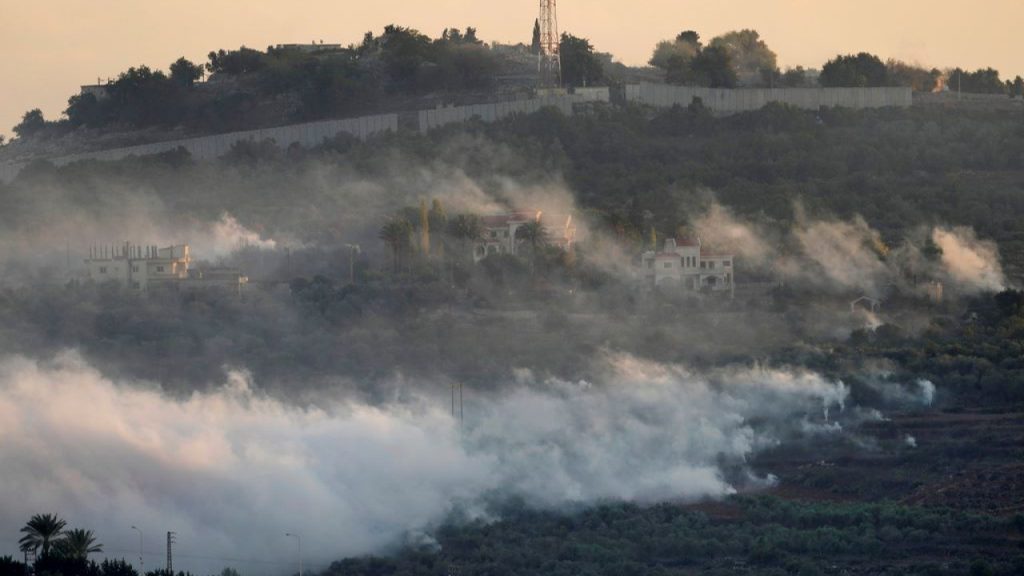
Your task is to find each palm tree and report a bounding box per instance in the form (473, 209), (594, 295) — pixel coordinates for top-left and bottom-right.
(57, 529), (103, 560)
(447, 214), (484, 256)
(445, 214), (484, 284)
(379, 218), (412, 275)
(515, 220), (548, 276)
(19, 514), (66, 557)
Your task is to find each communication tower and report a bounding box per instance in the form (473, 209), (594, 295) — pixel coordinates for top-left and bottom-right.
(166, 531), (176, 573)
(537, 0), (561, 88)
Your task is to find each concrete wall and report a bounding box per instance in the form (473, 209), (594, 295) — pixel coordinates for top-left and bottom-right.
(49, 113), (398, 168)
(417, 92), (608, 134)
(625, 83), (912, 113)
(0, 162), (24, 183)
(0, 91), (616, 182)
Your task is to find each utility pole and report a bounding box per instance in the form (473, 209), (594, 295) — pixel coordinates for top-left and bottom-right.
(345, 244), (361, 284)
(285, 533), (302, 576)
(537, 0), (561, 89)
(131, 526), (144, 574)
(166, 532), (176, 573)
(451, 382), (464, 434)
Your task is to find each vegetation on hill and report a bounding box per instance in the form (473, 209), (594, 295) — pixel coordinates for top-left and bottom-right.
(8, 25), (1023, 145)
(326, 496), (1021, 576)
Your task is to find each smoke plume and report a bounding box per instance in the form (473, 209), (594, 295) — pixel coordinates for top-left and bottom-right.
(0, 351), (849, 575)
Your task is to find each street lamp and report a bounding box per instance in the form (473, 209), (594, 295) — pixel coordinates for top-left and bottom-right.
(130, 526), (143, 573)
(285, 533), (302, 576)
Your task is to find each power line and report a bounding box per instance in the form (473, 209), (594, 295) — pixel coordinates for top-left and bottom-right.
(106, 547), (333, 569)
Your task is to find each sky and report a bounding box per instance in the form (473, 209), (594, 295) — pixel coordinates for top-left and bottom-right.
(0, 0), (1021, 140)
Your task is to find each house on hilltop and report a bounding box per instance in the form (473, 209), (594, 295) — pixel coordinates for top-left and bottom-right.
(473, 210), (577, 262)
(640, 237), (734, 296)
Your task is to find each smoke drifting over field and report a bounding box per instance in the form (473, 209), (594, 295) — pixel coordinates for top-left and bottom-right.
(690, 203), (1008, 296)
(0, 351), (849, 574)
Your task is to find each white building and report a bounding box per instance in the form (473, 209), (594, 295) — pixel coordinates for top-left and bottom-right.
(473, 210), (577, 262)
(640, 237), (734, 296)
(84, 243), (247, 294)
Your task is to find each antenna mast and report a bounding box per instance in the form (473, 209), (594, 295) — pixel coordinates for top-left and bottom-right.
(166, 531), (176, 573)
(538, 0), (561, 89)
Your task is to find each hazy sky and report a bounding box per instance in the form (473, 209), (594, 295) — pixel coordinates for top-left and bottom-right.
(1, 0), (1021, 140)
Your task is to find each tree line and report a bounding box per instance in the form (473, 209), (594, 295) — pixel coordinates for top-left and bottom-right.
(12, 23), (1023, 142)
(3, 514), (242, 576)
(647, 28), (1024, 94)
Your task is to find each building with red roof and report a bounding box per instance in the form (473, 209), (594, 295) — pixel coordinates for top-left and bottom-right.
(639, 237), (734, 296)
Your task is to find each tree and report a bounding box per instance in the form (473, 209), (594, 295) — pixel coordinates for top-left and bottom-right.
(106, 66), (183, 126)
(379, 219), (412, 274)
(1011, 76), (1024, 98)
(531, 20), (542, 55)
(819, 53), (889, 87)
(12, 109), (46, 139)
(18, 513), (66, 557)
(65, 92), (104, 127)
(559, 33), (603, 87)
(446, 214), (484, 263)
(419, 199), (430, 257)
(886, 60), (939, 92)
(169, 57), (204, 87)
(206, 47), (267, 75)
(96, 559), (138, 576)
(947, 67), (1007, 95)
(378, 25), (432, 90)
(691, 45), (737, 88)
(433, 43), (498, 91)
(0, 555), (27, 576)
(57, 529), (103, 560)
(708, 29), (777, 86)
(651, 37), (700, 70)
(429, 199), (448, 258)
(779, 67), (811, 88)
(515, 220), (548, 276)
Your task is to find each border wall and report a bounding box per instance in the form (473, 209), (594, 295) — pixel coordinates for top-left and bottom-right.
(625, 83), (911, 113)
(0, 90), (616, 183)
(49, 113), (398, 168)
(418, 90), (609, 134)
(0, 162), (23, 183)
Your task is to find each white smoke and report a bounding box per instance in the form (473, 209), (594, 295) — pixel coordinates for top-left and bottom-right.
(0, 351), (849, 575)
(688, 203), (1008, 297)
(200, 213), (278, 256)
(932, 227), (1006, 292)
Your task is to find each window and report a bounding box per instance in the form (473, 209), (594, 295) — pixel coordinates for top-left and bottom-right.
(663, 262), (672, 268)
(99, 266), (107, 274)
(646, 260), (653, 269)
(503, 230), (509, 238)
(700, 262), (706, 269)
(709, 261), (716, 269)
(490, 230), (497, 238)
(132, 265), (139, 273)
(724, 261), (731, 267)
(156, 266), (165, 273)
(132, 281), (141, 290)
